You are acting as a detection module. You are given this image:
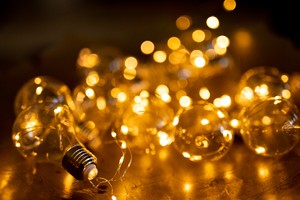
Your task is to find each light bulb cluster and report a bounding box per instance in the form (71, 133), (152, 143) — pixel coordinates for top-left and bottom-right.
(10, 3), (300, 198)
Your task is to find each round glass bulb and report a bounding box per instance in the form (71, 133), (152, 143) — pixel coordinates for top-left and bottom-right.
(112, 93), (175, 154)
(12, 103), (98, 180)
(239, 97), (300, 157)
(173, 100), (234, 161)
(235, 66), (290, 108)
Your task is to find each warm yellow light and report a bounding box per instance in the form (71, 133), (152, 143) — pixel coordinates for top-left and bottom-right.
(117, 92), (127, 102)
(158, 131), (173, 146)
(96, 97), (106, 110)
(220, 95), (231, 108)
(86, 71), (100, 86)
(281, 74), (289, 83)
(179, 96), (192, 108)
(153, 51), (167, 63)
(167, 36), (181, 50)
(85, 88), (95, 99)
(123, 68), (136, 80)
(223, 0), (236, 11)
(169, 49), (188, 65)
(217, 110), (225, 118)
(140, 40), (155, 55)
(206, 16), (219, 29)
(200, 119), (209, 125)
(214, 44), (227, 55)
(111, 131), (117, 138)
(216, 35), (230, 48)
(255, 146), (266, 154)
(222, 130), (233, 141)
(111, 87), (121, 98)
(199, 87), (210, 100)
(230, 119), (239, 128)
(156, 84), (169, 95)
(182, 152), (191, 158)
(34, 77), (42, 84)
(176, 15), (191, 30)
(241, 86), (254, 100)
(54, 106), (63, 114)
(133, 104), (146, 115)
(262, 116), (271, 125)
(183, 183), (192, 192)
(195, 56), (206, 68)
(124, 56), (138, 69)
(281, 89), (291, 99)
(213, 98), (222, 108)
(258, 165), (269, 179)
(255, 84), (269, 97)
(192, 29), (205, 43)
(140, 90), (149, 98)
(121, 125), (129, 135)
(35, 86), (43, 95)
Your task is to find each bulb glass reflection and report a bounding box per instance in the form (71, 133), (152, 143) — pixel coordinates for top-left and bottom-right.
(239, 97), (300, 157)
(173, 100), (234, 161)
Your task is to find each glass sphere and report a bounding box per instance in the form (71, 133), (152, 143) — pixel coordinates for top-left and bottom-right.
(173, 100), (234, 161)
(112, 92), (175, 155)
(72, 72), (132, 133)
(235, 66), (291, 108)
(239, 97), (300, 157)
(12, 103), (77, 162)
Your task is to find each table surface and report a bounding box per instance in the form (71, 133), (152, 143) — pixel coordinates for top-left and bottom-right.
(1, 1), (300, 199)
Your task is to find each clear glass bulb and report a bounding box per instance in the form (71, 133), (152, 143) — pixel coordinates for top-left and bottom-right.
(12, 103), (98, 181)
(13, 76), (98, 145)
(235, 66), (291, 108)
(112, 91), (175, 155)
(173, 100), (234, 161)
(73, 71), (131, 134)
(239, 97), (300, 157)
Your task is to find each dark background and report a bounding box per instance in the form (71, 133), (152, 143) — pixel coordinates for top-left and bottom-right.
(1, 0), (300, 142)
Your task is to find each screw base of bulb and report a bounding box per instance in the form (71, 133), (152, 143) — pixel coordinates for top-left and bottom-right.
(62, 144), (98, 180)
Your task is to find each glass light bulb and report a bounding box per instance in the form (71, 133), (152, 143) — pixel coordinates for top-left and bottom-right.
(173, 100), (234, 161)
(239, 97), (300, 157)
(73, 75), (131, 134)
(12, 103), (98, 181)
(14, 76), (99, 145)
(112, 93), (175, 154)
(235, 66), (291, 108)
